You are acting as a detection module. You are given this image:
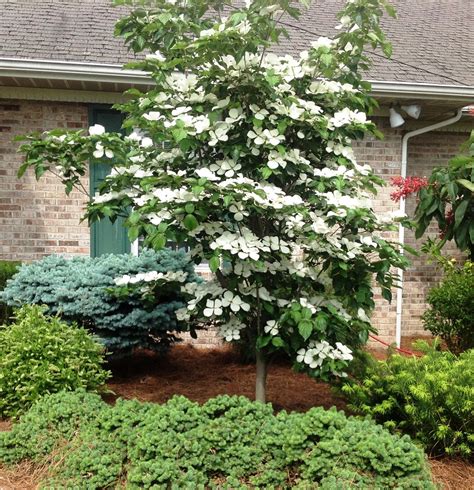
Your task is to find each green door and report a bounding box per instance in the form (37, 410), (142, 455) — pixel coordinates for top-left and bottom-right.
(89, 106), (131, 257)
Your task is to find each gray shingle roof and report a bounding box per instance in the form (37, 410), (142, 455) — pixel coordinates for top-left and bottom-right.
(0, 0), (472, 86)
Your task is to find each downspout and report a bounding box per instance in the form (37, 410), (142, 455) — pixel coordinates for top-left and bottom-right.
(395, 108), (463, 347)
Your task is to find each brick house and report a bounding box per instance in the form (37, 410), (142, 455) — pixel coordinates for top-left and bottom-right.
(0, 0), (473, 345)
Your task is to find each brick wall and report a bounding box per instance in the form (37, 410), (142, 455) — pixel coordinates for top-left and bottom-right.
(353, 118), (403, 344)
(0, 100), (90, 261)
(0, 100), (470, 346)
(402, 130), (469, 336)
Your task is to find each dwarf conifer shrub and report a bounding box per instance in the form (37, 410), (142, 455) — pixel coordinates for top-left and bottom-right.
(0, 260), (20, 325)
(0, 306), (109, 418)
(0, 390), (434, 488)
(341, 343), (474, 458)
(1, 249), (200, 354)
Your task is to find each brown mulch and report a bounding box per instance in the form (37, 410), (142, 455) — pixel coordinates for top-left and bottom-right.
(106, 345), (347, 412)
(0, 345), (472, 489)
(429, 458), (474, 489)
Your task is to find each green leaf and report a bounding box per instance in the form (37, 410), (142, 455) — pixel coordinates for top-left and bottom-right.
(183, 214), (199, 231)
(298, 320), (312, 341)
(172, 128), (187, 142)
(151, 233), (166, 249)
(209, 256), (220, 273)
(185, 203), (195, 213)
(158, 13), (172, 24)
(17, 162), (29, 178)
(256, 335), (271, 349)
(128, 226), (139, 243)
(271, 337), (285, 348)
(454, 199), (469, 226)
(384, 3), (397, 18)
(34, 165), (46, 180)
(128, 211), (141, 225)
(469, 222), (474, 244)
(291, 310), (302, 323)
(315, 313), (328, 332)
(192, 186), (204, 196)
(457, 179), (474, 193)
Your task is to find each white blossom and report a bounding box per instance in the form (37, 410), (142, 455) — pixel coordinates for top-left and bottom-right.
(93, 142), (113, 159)
(264, 320), (279, 336)
(311, 37), (334, 49)
(203, 299), (223, 317)
(89, 124), (105, 136)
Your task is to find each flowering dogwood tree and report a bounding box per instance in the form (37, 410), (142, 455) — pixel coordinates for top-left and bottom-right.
(17, 0), (407, 402)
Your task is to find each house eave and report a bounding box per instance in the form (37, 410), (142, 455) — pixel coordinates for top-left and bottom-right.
(1, 58), (473, 105)
(369, 80), (474, 103)
(0, 58), (149, 85)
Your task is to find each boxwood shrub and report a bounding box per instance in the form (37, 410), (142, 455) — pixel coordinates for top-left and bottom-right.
(0, 305), (109, 418)
(341, 343), (474, 458)
(1, 249), (200, 355)
(0, 390), (434, 488)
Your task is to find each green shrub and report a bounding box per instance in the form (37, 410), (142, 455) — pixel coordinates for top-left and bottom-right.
(422, 260), (474, 353)
(0, 260), (20, 325)
(0, 305), (110, 418)
(341, 344), (474, 458)
(1, 249), (200, 355)
(0, 389), (104, 463)
(0, 390), (434, 488)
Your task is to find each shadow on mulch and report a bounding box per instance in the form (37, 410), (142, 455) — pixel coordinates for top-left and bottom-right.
(105, 344), (347, 413)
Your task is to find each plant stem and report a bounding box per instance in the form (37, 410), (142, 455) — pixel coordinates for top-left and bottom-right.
(255, 349), (268, 403)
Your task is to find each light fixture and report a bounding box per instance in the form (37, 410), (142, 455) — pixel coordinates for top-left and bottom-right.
(389, 107), (405, 128)
(401, 104), (422, 119)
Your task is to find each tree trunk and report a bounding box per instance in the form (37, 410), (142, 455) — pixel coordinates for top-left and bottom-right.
(255, 349), (268, 403)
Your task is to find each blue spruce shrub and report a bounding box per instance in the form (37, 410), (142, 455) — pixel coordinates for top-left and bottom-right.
(1, 250), (200, 354)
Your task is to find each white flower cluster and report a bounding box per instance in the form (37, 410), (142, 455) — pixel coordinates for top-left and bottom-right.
(93, 142), (114, 159)
(114, 270), (188, 286)
(307, 80), (356, 95)
(210, 230), (292, 261)
(89, 124), (105, 136)
(109, 164), (153, 179)
(92, 190), (131, 204)
(322, 190), (371, 209)
(209, 157), (242, 177)
(203, 290), (250, 317)
(329, 108), (367, 129)
(247, 127), (285, 146)
(219, 317), (246, 341)
(297, 341), (353, 369)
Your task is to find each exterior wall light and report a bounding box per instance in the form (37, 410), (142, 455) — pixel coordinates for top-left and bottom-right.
(401, 104), (422, 119)
(389, 107), (405, 128)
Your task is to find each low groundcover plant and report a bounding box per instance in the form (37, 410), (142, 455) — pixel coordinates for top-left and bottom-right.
(0, 390), (434, 488)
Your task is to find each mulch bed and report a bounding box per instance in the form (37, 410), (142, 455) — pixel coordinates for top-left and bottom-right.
(106, 345), (347, 412)
(1, 345), (472, 489)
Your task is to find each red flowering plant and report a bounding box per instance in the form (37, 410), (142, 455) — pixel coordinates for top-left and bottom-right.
(408, 131), (474, 259)
(390, 176), (428, 202)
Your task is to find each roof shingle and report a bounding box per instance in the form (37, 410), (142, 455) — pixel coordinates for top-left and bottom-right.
(0, 0), (472, 86)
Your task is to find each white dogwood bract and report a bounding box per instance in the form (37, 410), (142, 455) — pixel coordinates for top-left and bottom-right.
(17, 0), (403, 389)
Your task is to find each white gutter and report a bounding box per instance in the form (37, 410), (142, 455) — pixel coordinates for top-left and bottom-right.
(369, 80), (474, 101)
(395, 108), (463, 347)
(1, 58), (474, 101)
(0, 58), (150, 85)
